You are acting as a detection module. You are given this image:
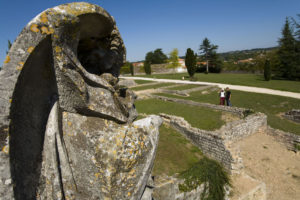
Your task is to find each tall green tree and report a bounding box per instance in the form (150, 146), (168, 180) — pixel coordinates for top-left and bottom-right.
(129, 63), (134, 76)
(276, 18), (297, 79)
(292, 14), (300, 79)
(185, 48), (197, 78)
(143, 61), (151, 75)
(264, 59), (271, 81)
(167, 48), (180, 72)
(144, 51), (153, 75)
(199, 38), (218, 73)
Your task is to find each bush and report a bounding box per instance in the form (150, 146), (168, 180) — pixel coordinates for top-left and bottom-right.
(179, 157), (230, 200)
(120, 62), (131, 74)
(196, 65), (222, 73)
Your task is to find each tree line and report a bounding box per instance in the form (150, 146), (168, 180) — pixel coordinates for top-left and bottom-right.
(124, 14), (300, 81)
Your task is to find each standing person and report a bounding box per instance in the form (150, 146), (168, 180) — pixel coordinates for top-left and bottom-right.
(219, 89), (225, 105)
(225, 87), (232, 106)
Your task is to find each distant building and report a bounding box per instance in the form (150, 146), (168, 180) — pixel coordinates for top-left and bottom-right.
(132, 62), (144, 67)
(236, 58), (253, 64)
(176, 58), (187, 73)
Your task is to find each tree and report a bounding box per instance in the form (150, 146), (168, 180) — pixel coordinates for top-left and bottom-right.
(120, 62), (131, 74)
(129, 63), (134, 76)
(143, 61), (151, 75)
(185, 48), (197, 78)
(264, 59), (271, 81)
(144, 51), (153, 75)
(152, 48), (168, 64)
(144, 49), (167, 64)
(199, 38), (218, 73)
(275, 18), (297, 79)
(292, 14), (300, 79)
(168, 48), (180, 72)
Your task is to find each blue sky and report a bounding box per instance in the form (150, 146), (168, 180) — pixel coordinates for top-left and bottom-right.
(0, 0), (299, 63)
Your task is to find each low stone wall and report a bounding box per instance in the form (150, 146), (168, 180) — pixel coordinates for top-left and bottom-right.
(160, 113), (267, 172)
(283, 109), (300, 123)
(266, 126), (300, 152)
(153, 95), (252, 118)
(220, 113), (267, 143)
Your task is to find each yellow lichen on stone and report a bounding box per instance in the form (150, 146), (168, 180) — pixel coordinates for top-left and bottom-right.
(116, 139), (122, 147)
(40, 12), (48, 23)
(41, 26), (49, 34)
(67, 121), (72, 126)
(48, 28), (54, 34)
(55, 46), (62, 53)
(63, 112), (68, 117)
(2, 145), (9, 154)
(94, 173), (100, 179)
(88, 105), (94, 110)
(16, 66), (23, 71)
(16, 62), (24, 71)
(57, 3), (97, 17)
(27, 46), (35, 53)
(30, 24), (40, 33)
(128, 192), (131, 196)
(4, 55), (10, 64)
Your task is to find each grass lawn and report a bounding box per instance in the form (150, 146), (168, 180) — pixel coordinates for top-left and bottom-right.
(152, 124), (203, 176)
(131, 82), (175, 91)
(156, 90), (300, 135)
(166, 84), (202, 91)
(136, 73), (300, 93)
(133, 79), (154, 84)
(135, 98), (225, 130)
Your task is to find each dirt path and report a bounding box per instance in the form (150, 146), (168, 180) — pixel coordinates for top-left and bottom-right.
(232, 131), (300, 200)
(120, 77), (300, 99)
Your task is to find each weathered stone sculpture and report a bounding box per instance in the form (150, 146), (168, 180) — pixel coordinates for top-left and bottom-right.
(0, 3), (161, 199)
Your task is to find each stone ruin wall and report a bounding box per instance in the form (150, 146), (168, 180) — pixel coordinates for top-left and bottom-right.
(133, 64), (175, 74)
(266, 126), (300, 152)
(161, 113), (268, 172)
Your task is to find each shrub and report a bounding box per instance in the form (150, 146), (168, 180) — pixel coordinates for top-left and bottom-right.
(179, 157), (230, 200)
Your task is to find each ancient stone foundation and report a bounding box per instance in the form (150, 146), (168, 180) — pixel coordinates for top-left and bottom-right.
(160, 113), (267, 172)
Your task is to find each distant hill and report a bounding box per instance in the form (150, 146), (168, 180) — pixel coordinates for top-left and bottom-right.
(219, 47), (278, 61)
(179, 47), (278, 61)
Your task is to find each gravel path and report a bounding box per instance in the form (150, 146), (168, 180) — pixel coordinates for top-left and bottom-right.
(121, 77), (300, 99)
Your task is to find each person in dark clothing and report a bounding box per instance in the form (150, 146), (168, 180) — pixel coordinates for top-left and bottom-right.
(225, 87), (232, 106)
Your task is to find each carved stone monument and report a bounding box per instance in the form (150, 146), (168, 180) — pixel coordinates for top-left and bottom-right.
(0, 3), (161, 199)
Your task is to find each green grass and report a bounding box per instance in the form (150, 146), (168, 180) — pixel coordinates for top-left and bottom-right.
(135, 98), (225, 130)
(131, 82), (175, 91)
(156, 90), (300, 135)
(152, 124), (203, 176)
(166, 84), (202, 91)
(135, 73), (300, 93)
(133, 79), (154, 84)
